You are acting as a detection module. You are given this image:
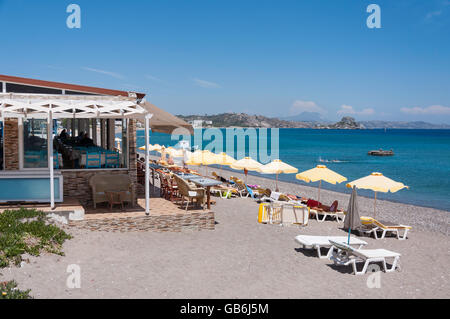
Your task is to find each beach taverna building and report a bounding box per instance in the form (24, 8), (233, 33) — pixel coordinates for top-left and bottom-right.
(0, 74), (191, 215)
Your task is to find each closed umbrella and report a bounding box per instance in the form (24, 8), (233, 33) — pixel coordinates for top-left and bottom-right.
(230, 157), (263, 184)
(344, 186), (362, 244)
(258, 159), (298, 191)
(346, 172), (408, 219)
(296, 165), (347, 202)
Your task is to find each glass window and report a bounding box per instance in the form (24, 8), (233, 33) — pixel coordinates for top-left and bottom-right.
(23, 119), (48, 168)
(52, 118), (128, 170)
(118, 119), (128, 167)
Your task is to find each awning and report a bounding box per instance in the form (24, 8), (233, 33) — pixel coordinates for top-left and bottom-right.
(139, 102), (193, 135)
(0, 93), (146, 119)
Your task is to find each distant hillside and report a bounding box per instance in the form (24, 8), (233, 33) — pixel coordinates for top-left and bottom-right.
(177, 113), (450, 129)
(177, 113), (314, 128)
(359, 121), (450, 129)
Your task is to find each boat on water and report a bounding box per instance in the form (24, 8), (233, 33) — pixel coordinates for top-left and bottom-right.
(368, 149), (394, 156)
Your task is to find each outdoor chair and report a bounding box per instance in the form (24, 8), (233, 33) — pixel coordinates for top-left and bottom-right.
(210, 185), (238, 199)
(174, 175), (206, 211)
(86, 152), (101, 169)
(281, 204), (310, 226)
(232, 180), (250, 197)
(258, 203), (270, 223)
(105, 151), (120, 168)
(329, 240), (401, 275)
(294, 235), (368, 259)
(360, 216), (412, 240)
(308, 200), (346, 223)
(166, 175), (181, 202)
(245, 184), (261, 198)
(89, 173), (135, 209)
(258, 191), (293, 204)
(158, 172), (170, 199)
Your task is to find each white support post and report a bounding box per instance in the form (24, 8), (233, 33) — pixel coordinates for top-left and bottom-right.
(48, 109), (55, 209)
(144, 113), (153, 216)
(72, 110), (76, 137)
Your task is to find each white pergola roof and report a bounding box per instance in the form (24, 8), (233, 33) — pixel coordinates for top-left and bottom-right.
(0, 93), (148, 119)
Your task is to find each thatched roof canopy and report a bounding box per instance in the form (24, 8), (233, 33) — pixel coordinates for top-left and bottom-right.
(139, 102), (193, 135)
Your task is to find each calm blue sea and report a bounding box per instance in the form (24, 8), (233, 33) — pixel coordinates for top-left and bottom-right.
(136, 129), (450, 211)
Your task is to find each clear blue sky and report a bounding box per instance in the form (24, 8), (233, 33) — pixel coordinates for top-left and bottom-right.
(0, 0), (449, 123)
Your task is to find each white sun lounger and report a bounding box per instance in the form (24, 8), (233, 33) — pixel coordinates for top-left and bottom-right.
(294, 235), (368, 259)
(329, 240), (401, 275)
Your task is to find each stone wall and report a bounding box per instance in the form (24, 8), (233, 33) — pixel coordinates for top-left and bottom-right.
(3, 118), (19, 170)
(61, 169), (136, 206)
(69, 211), (215, 232)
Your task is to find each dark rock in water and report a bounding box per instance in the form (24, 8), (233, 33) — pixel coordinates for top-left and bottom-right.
(327, 117), (365, 129)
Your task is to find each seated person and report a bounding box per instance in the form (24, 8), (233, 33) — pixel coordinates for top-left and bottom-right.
(79, 133), (95, 147)
(167, 156), (174, 165)
(59, 129), (69, 140)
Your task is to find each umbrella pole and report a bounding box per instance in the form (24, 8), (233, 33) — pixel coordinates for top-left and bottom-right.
(374, 191), (377, 219)
(318, 180), (322, 202)
(276, 173), (279, 192)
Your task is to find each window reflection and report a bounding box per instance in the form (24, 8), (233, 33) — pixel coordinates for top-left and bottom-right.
(23, 119), (49, 168)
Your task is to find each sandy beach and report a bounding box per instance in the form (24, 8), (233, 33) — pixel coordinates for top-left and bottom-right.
(2, 166), (449, 299)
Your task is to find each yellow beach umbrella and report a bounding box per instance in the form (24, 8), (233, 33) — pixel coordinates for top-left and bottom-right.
(230, 157), (263, 171)
(230, 157), (263, 184)
(185, 150), (204, 165)
(296, 165), (347, 202)
(164, 147), (184, 158)
(200, 150), (220, 175)
(138, 143), (163, 151)
(201, 150), (220, 165)
(258, 159), (298, 191)
(346, 172), (408, 218)
(216, 152), (236, 166)
(184, 150), (217, 175)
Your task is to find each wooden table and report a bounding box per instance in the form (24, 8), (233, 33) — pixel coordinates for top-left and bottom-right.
(105, 191), (126, 211)
(185, 176), (222, 209)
